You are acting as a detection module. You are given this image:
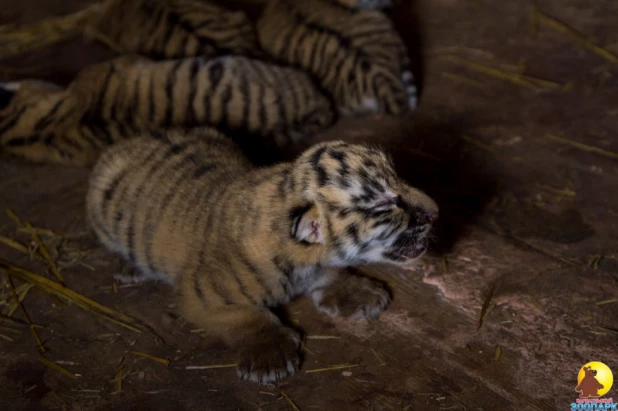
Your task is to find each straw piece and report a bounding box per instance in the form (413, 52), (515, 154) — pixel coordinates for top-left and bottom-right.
(305, 335), (341, 340)
(371, 347), (386, 366)
(300, 342), (313, 355)
(280, 390), (301, 411)
(534, 7), (618, 65)
(442, 257), (449, 274)
(461, 135), (496, 153)
(494, 345), (502, 361)
(38, 355), (78, 379)
(24, 222), (63, 283)
(442, 72), (485, 88)
(545, 134), (618, 160)
(5, 210), (63, 283)
(7, 276), (45, 353)
(511, 234), (576, 266)
(596, 326), (618, 335)
(477, 283), (495, 330)
(112, 357), (125, 394)
(596, 298), (617, 306)
(442, 55), (565, 89)
(305, 364), (358, 373)
(1, 283), (34, 319)
(537, 184), (576, 197)
(130, 351), (170, 366)
(481, 303), (497, 323)
(587, 254), (603, 270)
(16, 227), (56, 237)
(0, 326), (23, 334)
(0, 259), (142, 333)
(5, 209), (22, 227)
(0, 235), (33, 256)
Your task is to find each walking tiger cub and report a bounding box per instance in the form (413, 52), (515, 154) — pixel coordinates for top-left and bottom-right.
(86, 127), (438, 383)
(256, 0), (417, 116)
(0, 55), (334, 166)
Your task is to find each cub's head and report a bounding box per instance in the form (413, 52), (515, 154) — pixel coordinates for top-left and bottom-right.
(291, 140), (438, 269)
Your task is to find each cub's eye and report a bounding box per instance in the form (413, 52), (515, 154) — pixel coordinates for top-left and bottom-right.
(372, 202), (394, 211)
(394, 195), (404, 208)
(371, 194), (399, 212)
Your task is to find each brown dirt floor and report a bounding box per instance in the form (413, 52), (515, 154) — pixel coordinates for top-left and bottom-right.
(1, 0), (618, 410)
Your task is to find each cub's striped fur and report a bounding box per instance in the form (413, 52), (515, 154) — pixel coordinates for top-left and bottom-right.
(326, 0), (399, 9)
(256, 0), (418, 116)
(88, 0), (260, 59)
(0, 55), (335, 166)
(244, 0), (399, 10)
(87, 128), (438, 383)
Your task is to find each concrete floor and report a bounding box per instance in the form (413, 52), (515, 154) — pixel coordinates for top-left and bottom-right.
(0, 0), (617, 410)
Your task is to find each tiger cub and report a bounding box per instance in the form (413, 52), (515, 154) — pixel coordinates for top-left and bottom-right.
(0, 55), (335, 166)
(87, 0), (261, 59)
(256, 0), (417, 116)
(86, 127), (439, 383)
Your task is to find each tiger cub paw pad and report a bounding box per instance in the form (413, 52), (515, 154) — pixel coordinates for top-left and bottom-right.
(236, 327), (301, 384)
(314, 276), (390, 320)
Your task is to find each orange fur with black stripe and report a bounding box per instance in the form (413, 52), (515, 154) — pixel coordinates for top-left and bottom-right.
(86, 127), (438, 383)
(0, 54), (334, 166)
(88, 0), (261, 59)
(256, 0), (417, 116)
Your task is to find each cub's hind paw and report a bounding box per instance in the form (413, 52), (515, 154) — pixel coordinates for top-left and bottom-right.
(236, 326), (301, 384)
(313, 275), (390, 320)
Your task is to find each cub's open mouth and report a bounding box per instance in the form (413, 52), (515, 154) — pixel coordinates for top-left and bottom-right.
(401, 243), (426, 259)
(384, 243), (426, 263)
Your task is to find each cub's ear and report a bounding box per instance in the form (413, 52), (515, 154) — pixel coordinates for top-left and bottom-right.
(290, 203), (324, 244)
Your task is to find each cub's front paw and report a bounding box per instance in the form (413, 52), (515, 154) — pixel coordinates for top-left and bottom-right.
(236, 326), (301, 384)
(313, 275), (390, 320)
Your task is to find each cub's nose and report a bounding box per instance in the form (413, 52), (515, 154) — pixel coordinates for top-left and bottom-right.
(425, 211), (439, 224)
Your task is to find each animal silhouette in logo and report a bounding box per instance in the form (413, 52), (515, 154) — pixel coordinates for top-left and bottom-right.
(576, 366), (605, 398)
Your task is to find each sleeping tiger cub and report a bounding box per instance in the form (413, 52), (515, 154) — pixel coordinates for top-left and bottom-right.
(86, 127), (438, 383)
(87, 0), (261, 59)
(256, 0), (417, 116)
(0, 55), (334, 166)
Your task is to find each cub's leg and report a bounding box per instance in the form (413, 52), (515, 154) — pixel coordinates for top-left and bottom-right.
(181, 302), (301, 383)
(311, 271), (391, 320)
